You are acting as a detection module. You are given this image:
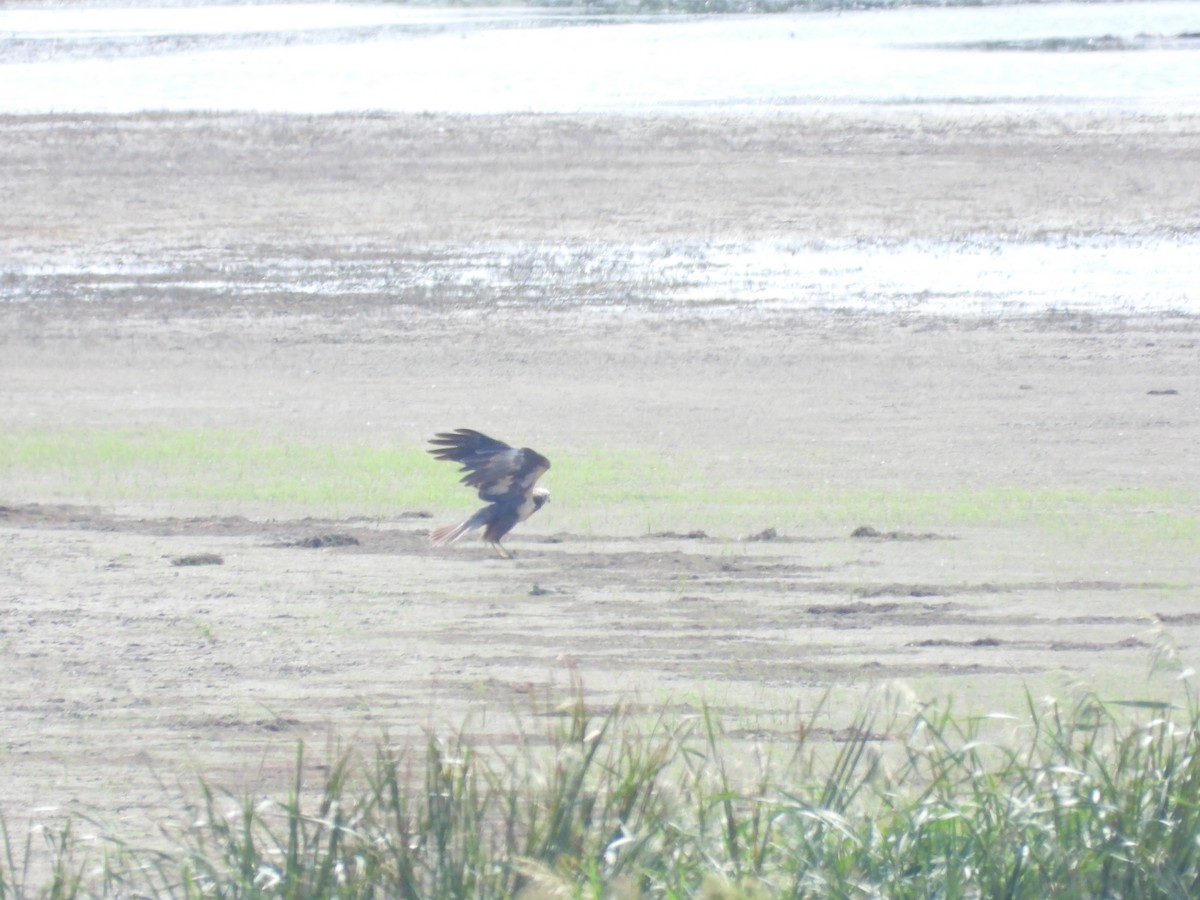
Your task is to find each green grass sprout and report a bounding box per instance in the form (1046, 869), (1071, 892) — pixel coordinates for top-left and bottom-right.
(5, 667), (1200, 897)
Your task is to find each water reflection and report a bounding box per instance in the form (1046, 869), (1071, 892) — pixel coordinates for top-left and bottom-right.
(7, 237), (1197, 317)
(2, 1), (1198, 114)
(3, 2), (1197, 317)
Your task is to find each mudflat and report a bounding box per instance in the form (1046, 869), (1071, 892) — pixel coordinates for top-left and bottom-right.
(4, 112), (1200, 249)
(1, 111), (1198, 844)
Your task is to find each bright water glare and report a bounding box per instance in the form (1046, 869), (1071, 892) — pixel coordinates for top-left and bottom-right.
(2, 1), (1199, 114)
(2, 1), (1199, 316)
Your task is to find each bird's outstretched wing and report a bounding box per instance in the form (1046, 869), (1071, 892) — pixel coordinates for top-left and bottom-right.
(428, 429), (550, 502)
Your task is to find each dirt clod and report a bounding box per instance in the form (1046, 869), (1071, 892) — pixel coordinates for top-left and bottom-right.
(170, 553), (224, 566)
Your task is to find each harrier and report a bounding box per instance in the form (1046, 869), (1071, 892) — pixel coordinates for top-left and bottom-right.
(427, 428), (551, 558)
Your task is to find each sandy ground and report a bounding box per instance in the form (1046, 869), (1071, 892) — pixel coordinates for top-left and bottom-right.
(2, 110), (1199, 857)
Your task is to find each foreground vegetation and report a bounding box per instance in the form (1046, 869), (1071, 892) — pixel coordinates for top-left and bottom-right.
(4, 658), (1200, 898)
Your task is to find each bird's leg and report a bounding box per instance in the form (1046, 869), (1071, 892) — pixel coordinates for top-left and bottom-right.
(491, 542), (513, 559)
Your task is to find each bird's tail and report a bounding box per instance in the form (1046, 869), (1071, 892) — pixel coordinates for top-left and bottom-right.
(430, 508), (489, 547)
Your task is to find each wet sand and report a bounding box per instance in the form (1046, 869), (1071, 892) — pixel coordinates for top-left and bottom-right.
(4, 111), (1200, 251)
(1, 109), (1199, 854)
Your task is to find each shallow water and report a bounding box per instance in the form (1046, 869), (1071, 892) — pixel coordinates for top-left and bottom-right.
(3, 2), (1198, 317)
(3, 1), (1199, 115)
(7, 235), (1198, 317)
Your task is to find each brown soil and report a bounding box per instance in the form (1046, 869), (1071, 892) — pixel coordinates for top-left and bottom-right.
(1, 111), (1198, 851)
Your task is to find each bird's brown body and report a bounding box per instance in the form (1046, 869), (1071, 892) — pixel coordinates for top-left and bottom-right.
(428, 429), (551, 558)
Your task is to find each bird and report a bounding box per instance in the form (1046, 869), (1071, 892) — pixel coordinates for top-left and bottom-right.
(427, 428), (551, 558)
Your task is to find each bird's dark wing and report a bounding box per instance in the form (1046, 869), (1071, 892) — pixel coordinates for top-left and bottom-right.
(428, 429), (550, 503)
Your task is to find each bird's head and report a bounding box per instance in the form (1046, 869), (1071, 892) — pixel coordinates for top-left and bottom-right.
(532, 487), (551, 511)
